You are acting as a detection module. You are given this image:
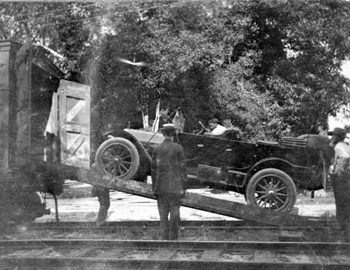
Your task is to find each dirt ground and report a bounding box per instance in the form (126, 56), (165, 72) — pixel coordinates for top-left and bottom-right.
(0, 179), (341, 242)
(35, 179), (337, 224)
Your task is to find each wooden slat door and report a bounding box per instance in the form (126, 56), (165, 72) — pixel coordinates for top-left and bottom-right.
(58, 80), (90, 169)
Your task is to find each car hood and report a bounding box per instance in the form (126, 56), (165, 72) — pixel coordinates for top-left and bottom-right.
(125, 129), (164, 144)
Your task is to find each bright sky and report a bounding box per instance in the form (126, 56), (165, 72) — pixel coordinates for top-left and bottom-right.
(341, 60), (350, 78)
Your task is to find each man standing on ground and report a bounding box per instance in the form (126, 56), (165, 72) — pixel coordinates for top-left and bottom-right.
(151, 123), (187, 240)
(91, 185), (110, 227)
(328, 127), (350, 242)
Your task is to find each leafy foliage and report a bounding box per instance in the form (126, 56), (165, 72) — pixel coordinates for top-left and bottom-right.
(1, 0), (350, 142)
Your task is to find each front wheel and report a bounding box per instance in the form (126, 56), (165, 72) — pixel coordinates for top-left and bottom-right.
(95, 137), (140, 180)
(245, 168), (297, 213)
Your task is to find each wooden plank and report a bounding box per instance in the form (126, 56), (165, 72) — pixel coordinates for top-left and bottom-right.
(67, 247), (96, 258)
(200, 249), (222, 261)
(0, 41), (11, 169)
(279, 231), (304, 242)
(95, 248), (124, 259)
(46, 162), (311, 227)
(14, 38), (32, 165)
(149, 249), (176, 260)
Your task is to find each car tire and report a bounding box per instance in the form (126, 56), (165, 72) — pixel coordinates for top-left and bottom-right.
(246, 168), (297, 213)
(95, 137), (140, 180)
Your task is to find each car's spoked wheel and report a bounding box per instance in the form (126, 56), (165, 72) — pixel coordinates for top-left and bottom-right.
(95, 137), (140, 180)
(246, 168), (296, 212)
(103, 145), (131, 176)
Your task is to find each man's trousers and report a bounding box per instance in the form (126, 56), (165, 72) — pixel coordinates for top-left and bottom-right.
(332, 172), (350, 242)
(157, 193), (181, 240)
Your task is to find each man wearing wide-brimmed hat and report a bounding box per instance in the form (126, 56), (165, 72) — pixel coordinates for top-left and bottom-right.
(151, 123), (187, 240)
(328, 127), (350, 242)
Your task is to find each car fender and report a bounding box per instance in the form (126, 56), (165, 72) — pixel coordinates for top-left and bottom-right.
(102, 129), (152, 163)
(243, 157), (310, 188)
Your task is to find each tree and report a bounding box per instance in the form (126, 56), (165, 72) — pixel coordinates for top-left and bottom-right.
(2, 0), (350, 141)
(0, 2), (99, 81)
(246, 0), (350, 134)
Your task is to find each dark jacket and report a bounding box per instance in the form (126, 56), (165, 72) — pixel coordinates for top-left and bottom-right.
(151, 137), (187, 196)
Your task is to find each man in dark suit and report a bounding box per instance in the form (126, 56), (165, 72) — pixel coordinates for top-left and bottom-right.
(151, 123), (187, 240)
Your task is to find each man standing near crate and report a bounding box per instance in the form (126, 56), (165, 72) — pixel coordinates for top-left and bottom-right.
(151, 123), (187, 240)
(328, 127), (350, 242)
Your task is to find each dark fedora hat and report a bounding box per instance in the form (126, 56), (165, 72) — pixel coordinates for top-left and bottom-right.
(328, 127), (347, 136)
(160, 123), (177, 134)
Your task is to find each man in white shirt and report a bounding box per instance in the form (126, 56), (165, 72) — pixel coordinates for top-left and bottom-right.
(206, 118), (227, 135)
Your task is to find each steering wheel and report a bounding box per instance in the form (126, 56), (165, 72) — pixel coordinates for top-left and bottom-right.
(196, 128), (205, 135)
(197, 121), (209, 135)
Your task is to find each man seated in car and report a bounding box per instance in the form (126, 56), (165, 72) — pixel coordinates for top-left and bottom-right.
(205, 118), (227, 136)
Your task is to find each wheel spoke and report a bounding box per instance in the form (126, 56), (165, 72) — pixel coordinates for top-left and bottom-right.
(103, 151), (115, 160)
(257, 194), (268, 201)
(105, 164), (115, 173)
(119, 150), (130, 158)
(116, 163), (123, 174)
(257, 183), (268, 190)
(272, 179), (281, 189)
(276, 196), (286, 204)
(119, 163), (129, 172)
(255, 190), (266, 195)
(110, 146), (119, 157)
(120, 154), (132, 160)
(263, 179), (269, 186)
(276, 186), (286, 192)
(121, 161), (132, 166)
(275, 192), (288, 196)
(111, 145), (124, 158)
(102, 157), (114, 164)
(117, 147), (127, 156)
(106, 160), (122, 175)
(102, 158), (114, 165)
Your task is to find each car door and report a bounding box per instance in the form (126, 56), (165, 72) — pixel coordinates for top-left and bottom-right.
(176, 133), (206, 167)
(201, 135), (259, 171)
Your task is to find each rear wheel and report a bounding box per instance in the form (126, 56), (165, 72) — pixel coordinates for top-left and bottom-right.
(246, 168), (297, 212)
(95, 137), (140, 180)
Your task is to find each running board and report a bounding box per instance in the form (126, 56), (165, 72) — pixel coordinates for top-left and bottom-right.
(48, 162), (311, 227)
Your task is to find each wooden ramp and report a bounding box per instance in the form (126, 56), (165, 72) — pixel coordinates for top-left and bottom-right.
(51, 162), (311, 227)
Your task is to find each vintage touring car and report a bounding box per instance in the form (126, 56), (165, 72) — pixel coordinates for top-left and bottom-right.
(95, 126), (333, 212)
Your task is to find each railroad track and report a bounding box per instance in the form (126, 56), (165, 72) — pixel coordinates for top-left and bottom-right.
(0, 239), (349, 270)
(26, 219), (340, 231)
(1, 219), (341, 243)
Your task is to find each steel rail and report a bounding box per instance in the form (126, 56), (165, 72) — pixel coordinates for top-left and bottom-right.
(2, 220), (340, 244)
(0, 239), (349, 270)
(27, 219), (339, 230)
(14, 220), (340, 243)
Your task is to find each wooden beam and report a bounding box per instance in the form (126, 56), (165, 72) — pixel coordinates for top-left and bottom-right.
(46, 162), (311, 227)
